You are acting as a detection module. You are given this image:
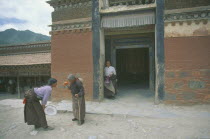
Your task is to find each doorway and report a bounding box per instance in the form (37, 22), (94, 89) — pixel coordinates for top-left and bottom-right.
(103, 34), (155, 103)
(115, 47), (154, 103)
(116, 48), (149, 88)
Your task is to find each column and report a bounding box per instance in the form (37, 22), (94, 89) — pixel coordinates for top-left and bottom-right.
(92, 0), (101, 100)
(17, 75), (21, 99)
(155, 0), (165, 104)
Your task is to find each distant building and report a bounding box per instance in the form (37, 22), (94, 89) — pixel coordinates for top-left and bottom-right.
(0, 41), (51, 97)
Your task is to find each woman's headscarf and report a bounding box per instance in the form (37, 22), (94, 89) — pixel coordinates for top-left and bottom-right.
(48, 78), (57, 86)
(67, 74), (76, 81)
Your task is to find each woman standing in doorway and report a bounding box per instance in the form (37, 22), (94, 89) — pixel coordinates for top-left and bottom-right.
(104, 60), (117, 99)
(24, 78), (57, 130)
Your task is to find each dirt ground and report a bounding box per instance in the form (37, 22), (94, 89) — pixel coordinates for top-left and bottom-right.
(0, 104), (210, 139)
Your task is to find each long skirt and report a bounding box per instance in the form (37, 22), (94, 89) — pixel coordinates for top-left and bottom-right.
(104, 80), (117, 98)
(24, 89), (48, 128)
(72, 95), (85, 121)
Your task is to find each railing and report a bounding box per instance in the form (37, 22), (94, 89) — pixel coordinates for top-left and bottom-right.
(102, 0), (155, 8)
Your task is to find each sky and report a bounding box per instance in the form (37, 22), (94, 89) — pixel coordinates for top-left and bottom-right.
(0, 0), (53, 36)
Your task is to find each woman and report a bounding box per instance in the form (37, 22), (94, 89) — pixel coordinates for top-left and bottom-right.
(65, 74), (86, 125)
(24, 78), (57, 130)
(104, 61), (117, 99)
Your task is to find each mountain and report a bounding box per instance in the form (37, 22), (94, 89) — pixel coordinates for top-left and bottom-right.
(0, 29), (50, 45)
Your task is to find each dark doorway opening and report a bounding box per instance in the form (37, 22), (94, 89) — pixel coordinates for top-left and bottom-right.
(116, 48), (149, 88)
(115, 47), (154, 102)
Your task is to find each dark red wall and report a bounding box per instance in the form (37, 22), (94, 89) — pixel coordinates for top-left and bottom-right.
(164, 36), (210, 104)
(51, 31), (93, 101)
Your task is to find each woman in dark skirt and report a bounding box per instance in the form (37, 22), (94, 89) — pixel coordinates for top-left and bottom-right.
(104, 61), (117, 99)
(24, 78), (57, 130)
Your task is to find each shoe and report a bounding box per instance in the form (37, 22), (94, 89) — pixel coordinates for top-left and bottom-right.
(77, 120), (85, 125)
(44, 126), (54, 131)
(72, 118), (78, 121)
(34, 125), (41, 129)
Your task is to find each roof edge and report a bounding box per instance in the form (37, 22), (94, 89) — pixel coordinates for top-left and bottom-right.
(0, 40), (51, 48)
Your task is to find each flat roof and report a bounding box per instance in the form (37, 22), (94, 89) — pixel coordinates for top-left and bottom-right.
(0, 40), (51, 48)
(0, 52), (51, 66)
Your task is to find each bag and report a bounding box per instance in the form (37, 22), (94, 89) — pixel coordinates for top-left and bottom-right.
(23, 98), (27, 104)
(24, 89), (33, 99)
(105, 77), (110, 84)
(110, 75), (117, 80)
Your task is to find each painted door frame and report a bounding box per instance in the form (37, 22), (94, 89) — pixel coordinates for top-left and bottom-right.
(92, 0), (164, 103)
(154, 0), (165, 104)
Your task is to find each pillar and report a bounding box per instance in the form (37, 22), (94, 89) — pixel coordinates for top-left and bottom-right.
(155, 0), (165, 104)
(92, 0), (101, 100)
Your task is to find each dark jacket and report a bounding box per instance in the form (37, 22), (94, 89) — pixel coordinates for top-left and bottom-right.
(69, 80), (85, 97)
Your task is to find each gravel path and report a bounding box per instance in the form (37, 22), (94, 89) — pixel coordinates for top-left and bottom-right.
(0, 104), (210, 139)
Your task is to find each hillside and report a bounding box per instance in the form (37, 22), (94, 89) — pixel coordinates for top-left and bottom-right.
(0, 29), (50, 45)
